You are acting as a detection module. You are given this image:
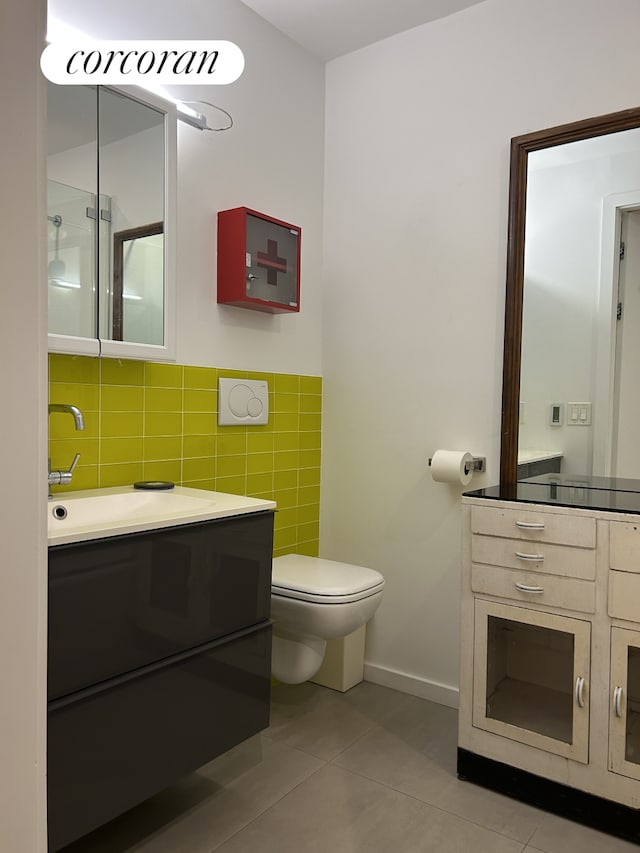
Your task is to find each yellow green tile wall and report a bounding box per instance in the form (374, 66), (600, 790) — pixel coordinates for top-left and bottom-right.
(48, 354), (322, 558)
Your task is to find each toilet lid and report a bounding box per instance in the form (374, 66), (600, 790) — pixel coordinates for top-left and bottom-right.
(272, 554), (385, 603)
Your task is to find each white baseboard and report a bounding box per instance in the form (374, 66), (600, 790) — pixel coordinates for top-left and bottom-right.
(363, 662), (459, 709)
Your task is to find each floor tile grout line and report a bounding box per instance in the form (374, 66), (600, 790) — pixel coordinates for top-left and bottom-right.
(326, 761), (540, 848)
(206, 759), (329, 853)
(323, 720), (386, 763)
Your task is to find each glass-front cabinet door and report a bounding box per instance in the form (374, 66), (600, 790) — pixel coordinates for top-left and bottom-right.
(609, 627), (640, 780)
(473, 600), (591, 762)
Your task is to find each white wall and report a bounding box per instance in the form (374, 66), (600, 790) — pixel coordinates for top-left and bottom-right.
(0, 0), (48, 848)
(49, 0), (326, 376)
(321, 0), (640, 705)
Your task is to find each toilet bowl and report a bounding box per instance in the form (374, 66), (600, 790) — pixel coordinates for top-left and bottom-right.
(270, 554), (385, 685)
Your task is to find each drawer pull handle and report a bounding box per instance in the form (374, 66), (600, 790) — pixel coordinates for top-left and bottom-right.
(515, 521), (545, 530)
(515, 551), (544, 561)
(514, 582), (545, 594)
(614, 686), (624, 718)
(575, 676), (586, 709)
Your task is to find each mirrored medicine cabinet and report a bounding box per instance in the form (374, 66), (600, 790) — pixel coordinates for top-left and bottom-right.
(47, 83), (176, 360)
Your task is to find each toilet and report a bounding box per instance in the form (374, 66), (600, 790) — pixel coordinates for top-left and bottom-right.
(270, 554), (385, 685)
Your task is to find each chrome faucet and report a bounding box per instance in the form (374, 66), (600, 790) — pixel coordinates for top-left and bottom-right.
(48, 404), (85, 496)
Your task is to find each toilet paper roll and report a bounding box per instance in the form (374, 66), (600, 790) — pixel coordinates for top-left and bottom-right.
(430, 450), (474, 486)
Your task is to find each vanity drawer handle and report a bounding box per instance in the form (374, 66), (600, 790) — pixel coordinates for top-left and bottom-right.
(514, 582), (545, 594)
(515, 521), (545, 530)
(515, 551), (544, 561)
(575, 676), (586, 709)
(614, 685), (624, 718)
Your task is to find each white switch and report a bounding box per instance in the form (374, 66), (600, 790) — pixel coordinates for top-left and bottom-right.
(218, 378), (269, 425)
(567, 402), (592, 426)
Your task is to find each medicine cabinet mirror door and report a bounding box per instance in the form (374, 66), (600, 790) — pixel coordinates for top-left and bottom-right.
(473, 599), (591, 762)
(47, 84), (99, 355)
(609, 626), (640, 781)
(47, 83), (176, 361)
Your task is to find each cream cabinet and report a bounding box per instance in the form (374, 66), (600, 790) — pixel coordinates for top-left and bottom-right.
(459, 496), (640, 840)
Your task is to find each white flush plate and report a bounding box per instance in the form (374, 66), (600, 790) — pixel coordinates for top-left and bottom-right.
(218, 378), (269, 425)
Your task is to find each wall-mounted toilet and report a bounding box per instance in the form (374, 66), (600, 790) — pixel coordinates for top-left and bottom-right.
(270, 554), (385, 685)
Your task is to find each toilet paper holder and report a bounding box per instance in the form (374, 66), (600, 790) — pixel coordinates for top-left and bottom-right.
(428, 455), (486, 474)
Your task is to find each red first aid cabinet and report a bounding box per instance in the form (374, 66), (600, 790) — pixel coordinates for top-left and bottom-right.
(217, 207), (301, 314)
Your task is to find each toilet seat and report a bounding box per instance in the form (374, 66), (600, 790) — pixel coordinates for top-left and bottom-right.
(272, 554), (385, 605)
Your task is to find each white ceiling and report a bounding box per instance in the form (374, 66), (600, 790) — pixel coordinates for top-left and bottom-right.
(239, 0), (488, 61)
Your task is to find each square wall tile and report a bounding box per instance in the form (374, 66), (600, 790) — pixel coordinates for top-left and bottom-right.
(183, 434), (216, 458)
(274, 373), (299, 393)
(300, 375), (322, 395)
(184, 366), (218, 389)
(145, 387), (182, 412)
(100, 358), (144, 386)
(184, 389), (216, 413)
(49, 382), (100, 412)
(145, 412), (183, 437)
(100, 437), (144, 465)
(101, 411), (143, 438)
(183, 457), (216, 482)
(144, 362), (183, 388)
(99, 462), (144, 488)
(144, 460), (182, 483)
(49, 353), (99, 384)
(101, 385), (143, 412)
(144, 436), (183, 461)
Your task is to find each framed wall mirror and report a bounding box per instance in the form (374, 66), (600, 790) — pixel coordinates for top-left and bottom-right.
(500, 106), (640, 488)
(47, 83), (176, 360)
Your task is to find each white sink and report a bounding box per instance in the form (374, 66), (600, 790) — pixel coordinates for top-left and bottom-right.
(48, 485), (276, 546)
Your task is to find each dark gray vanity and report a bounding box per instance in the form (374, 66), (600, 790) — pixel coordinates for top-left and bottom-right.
(47, 508), (274, 851)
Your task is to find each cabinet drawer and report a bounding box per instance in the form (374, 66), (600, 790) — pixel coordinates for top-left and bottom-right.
(48, 512), (274, 700)
(610, 521), (640, 573)
(609, 570), (640, 621)
(472, 563), (595, 613)
(471, 505), (595, 548)
(48, 623), (272, 851)
(471, 534), (595, 580)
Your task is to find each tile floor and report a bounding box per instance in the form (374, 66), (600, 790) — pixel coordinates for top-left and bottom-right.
(61, 681), (638, 853)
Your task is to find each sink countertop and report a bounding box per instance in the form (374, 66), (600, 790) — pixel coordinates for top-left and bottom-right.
(48, 485), (277, 546)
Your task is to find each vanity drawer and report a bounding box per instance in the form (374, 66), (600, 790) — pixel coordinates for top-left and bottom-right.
(471, 505), (595, 548)
(472, 563), (595, 614)
(48, 512), (274, 700)
(48, 622), (272, 851)
(610, 521), (640, 573)
(471, 534), (595, 580)
(609, 570), (640, 621)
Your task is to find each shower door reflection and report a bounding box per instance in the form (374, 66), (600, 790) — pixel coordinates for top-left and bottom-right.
(47, 180), (97, 340)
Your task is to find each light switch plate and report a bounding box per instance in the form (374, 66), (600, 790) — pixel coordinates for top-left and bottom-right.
(567, 402), (592, 426)
(218, 378), (269, 425)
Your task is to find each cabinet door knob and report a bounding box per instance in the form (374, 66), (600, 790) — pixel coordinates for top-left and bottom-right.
(514, 582), (544, 594)
(515, 521), (545, 530)
(575, 676), (586, 709)
(614, 685), (624, 718)
(515, 551), (544, 561)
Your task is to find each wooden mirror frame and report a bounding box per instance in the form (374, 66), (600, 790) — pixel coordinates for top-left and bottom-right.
(500, 106), (640, 488)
